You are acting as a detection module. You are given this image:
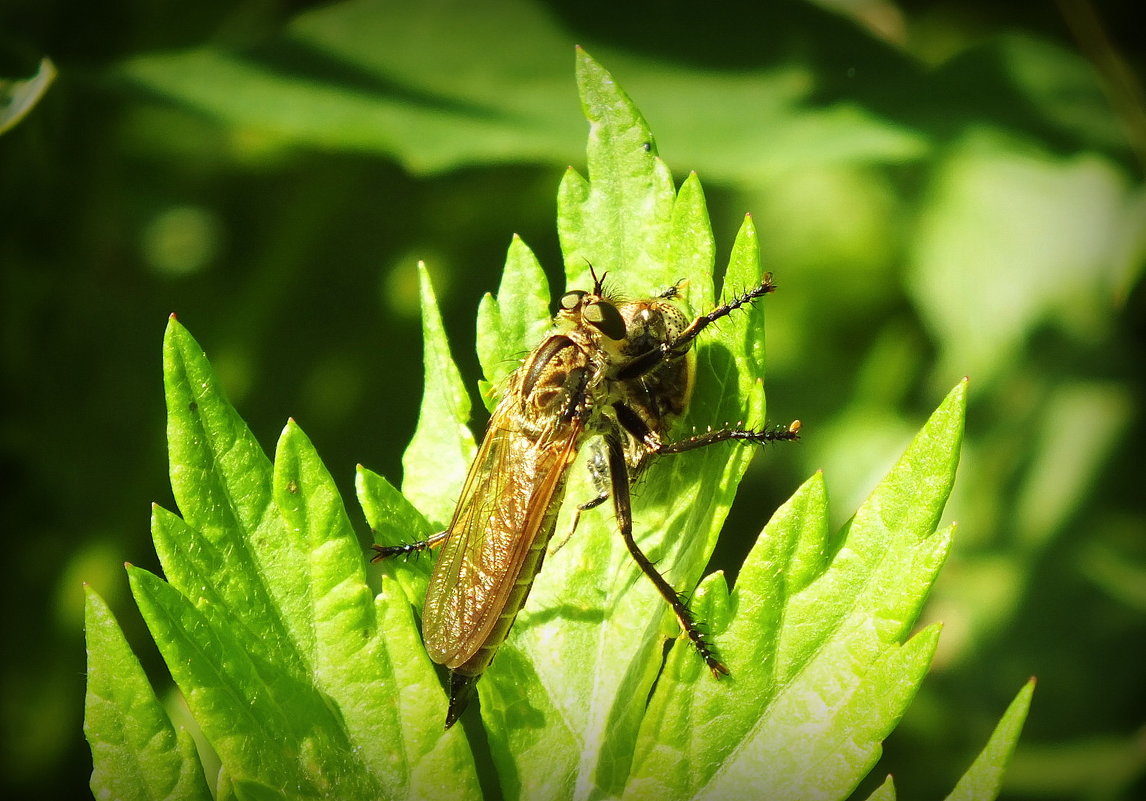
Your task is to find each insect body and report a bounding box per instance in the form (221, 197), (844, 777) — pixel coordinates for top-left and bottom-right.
(372, 271), (799, 728)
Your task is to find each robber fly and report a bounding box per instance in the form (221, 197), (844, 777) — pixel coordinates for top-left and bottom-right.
(372, 269), (799, 728)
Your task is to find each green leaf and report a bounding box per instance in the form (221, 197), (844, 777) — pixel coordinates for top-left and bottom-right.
(475, 234), (554, 410)
(624, 381), (965, 801)
(558, 47), (676, 291)
(401, 262), (478, 526)
(864, 775), (898, 801)
(114, 0), (924, 180)
(85, 316), (482, 800)
(777, 381), (964, 678)
(945, 679), (1036, 801)
(129, 564), (363, 797)
(356, 464), (436, 604)
(666, 172), (716, 310)
(162, 315), (314, 671)
(275, 421), (482, 801)
(700, 213), (767, 427)
(273, 422), (408, 786)
(83, 586), (213, 801)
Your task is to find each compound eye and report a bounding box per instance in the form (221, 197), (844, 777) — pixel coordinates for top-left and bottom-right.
(584, 301), (626, 340)
(560, 290), (587, 311)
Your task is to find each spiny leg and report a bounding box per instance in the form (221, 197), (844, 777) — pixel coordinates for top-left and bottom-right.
(370, 529), (449, 562)
(604, 430), (728, 677)
(612, 398), (801, 457)
(668, 272), (778, 354)
(656, 419), (802, 455)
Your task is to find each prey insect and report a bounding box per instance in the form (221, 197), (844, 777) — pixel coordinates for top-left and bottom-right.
(372, 269), (800, 728)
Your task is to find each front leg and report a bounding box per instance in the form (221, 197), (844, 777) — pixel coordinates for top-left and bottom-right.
(617, 273), (778, 382)
(667, 272), (778, 356)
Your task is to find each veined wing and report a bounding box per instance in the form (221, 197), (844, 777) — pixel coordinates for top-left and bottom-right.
(422, 377), (584, 669)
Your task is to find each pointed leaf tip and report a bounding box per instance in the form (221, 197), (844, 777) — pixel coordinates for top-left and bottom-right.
(945, 680), (1035, 801)
(403, 262), (476, 525)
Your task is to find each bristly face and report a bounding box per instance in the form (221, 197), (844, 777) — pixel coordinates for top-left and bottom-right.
(554, 282), (695, 453)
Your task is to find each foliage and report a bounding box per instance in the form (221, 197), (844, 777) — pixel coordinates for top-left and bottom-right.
(3, 0), (1143, 799)
(81, 48), (1031, 801)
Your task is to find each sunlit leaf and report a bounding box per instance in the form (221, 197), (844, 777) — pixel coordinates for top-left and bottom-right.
(84, 587), (213, 801)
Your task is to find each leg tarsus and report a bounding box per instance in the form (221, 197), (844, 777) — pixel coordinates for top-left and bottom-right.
(370, 529), (449, 562)
(548, 490), (608, 556)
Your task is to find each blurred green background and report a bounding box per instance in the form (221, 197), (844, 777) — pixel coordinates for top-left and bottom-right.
(2, 0), (1144, 798)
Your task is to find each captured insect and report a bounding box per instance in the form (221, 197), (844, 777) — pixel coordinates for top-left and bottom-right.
(372, 268), (800, 728)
